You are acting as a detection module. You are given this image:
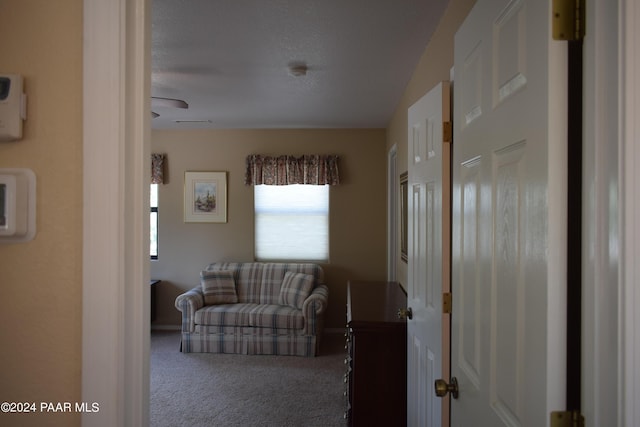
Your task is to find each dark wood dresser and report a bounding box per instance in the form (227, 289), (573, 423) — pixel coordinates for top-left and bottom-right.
(344, 280), (407, 426)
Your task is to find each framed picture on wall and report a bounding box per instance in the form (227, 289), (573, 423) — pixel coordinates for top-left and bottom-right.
(400, 171), (408, 263)
(184, 171), (227, 223)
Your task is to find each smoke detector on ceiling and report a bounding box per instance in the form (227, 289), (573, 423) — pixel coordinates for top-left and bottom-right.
(288, 63), (308, 77)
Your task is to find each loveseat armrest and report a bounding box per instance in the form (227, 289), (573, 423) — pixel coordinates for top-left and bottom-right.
(301, 284), (329, 335)
(174, 286), (204, 333)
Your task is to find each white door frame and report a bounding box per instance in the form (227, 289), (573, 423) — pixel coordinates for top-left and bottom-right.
(82, 0), (150, 426)
(621, 0), (640, 424)
(583, 0), (639, 425)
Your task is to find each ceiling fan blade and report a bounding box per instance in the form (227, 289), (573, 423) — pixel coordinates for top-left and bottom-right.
(151, 96), (188, 109)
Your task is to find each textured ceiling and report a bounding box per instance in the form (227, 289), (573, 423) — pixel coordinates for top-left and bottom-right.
(151, 0), (449, 129)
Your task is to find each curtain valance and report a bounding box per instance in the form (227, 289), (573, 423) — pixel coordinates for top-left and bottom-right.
(151, 153), (165, 184)
(244, 154), (340, 185)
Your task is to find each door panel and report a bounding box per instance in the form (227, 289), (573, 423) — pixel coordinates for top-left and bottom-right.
(407, 82), (451, 427)
(458, 157), (481, 389)
(491, 141), (526, 425)
(452, 0), (567, 425)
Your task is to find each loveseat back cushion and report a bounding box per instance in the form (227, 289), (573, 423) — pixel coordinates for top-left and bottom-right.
(201, 270), (238, 305)
(204, 263), (264, 303)
(203, 262), (324, 305)
(279, 271), (315, 309)
(259, 263), (324, 305)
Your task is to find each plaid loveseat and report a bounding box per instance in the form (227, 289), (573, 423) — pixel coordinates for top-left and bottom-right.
(175, 262), (328, 357)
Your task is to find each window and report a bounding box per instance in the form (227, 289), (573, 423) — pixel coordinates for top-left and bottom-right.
(254, 184), (329, 261)
(150, 183), (158, 259)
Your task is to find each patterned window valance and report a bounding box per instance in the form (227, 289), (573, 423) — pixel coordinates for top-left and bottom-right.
(244, 154), (340, 185)
(151, 153), (165, 184)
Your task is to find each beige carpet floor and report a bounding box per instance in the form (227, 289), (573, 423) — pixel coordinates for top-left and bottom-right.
(150, 330), (348, 427)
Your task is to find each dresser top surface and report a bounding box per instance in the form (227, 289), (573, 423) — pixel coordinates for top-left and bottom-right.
(347, 281), (407, 325)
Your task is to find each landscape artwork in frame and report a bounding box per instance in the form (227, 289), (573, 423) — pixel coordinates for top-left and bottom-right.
(184, 171), (227, 223)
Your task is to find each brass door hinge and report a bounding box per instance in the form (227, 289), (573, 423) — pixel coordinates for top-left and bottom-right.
(552, 0), (585, 41)
(443, 121), (452, 143)
(442, 292), (452, 314)
(550, 410), (585, 427)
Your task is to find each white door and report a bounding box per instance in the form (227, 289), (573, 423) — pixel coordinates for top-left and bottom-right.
(451, 0), (567, 426)
(407, 81), (451, 427)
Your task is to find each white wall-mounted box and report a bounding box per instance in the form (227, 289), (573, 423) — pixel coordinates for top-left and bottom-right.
(0, 74), (27, 141)
(0, 168), (36, 243)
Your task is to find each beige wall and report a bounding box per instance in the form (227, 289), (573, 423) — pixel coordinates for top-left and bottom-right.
(0, 1), (83, 426)
(387, 0), (477, 289)
(150, 129), (388, 329)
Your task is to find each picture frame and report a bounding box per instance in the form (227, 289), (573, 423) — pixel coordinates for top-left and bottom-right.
(400, 171), (408, 263)
(184, 171), (227, 223)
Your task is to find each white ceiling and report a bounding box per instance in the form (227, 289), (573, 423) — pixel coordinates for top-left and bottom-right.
(151, 0), (449, 129)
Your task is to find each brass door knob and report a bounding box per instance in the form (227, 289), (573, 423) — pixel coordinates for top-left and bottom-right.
(397, 307), (413, 320)
(434, 377), (459, 399)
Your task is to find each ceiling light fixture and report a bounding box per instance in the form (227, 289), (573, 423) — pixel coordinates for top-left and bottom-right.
(174, 119), (212, 124)
(151, 96), (189, 109)
(151, 96), (188, 118)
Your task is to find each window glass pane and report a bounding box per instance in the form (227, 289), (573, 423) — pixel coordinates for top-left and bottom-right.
(150, 184), (158, 259)
(150, 211), (158, 258)
(150, 183), (158, 208)
(254, 184), (329, 261)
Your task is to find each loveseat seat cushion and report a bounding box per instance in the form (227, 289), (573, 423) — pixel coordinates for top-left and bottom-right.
(194, 303), (258, 327)
(249, 304), (305, 329)
(195, 303), (304, 330)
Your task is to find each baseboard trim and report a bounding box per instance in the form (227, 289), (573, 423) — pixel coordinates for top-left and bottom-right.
(151, 325), (344, 334)
(150, 324), (181, 331)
